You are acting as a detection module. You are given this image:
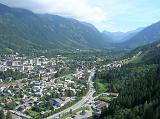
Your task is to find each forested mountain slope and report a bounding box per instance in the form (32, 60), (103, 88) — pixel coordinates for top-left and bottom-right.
(100, 65), (160, 119)
(121, 21), (160, 49)
(97, 41), (160, 119)
(125, 40), (160, 64)
(0, 3), (110, 55)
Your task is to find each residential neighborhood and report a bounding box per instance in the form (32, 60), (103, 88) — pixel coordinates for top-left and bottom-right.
(0, 52), (120, 119)
(0, 53), (96, 118)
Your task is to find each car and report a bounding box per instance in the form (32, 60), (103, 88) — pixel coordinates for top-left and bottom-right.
(71, 115), (76, 118)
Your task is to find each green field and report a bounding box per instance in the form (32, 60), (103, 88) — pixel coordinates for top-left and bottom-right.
(97, 95), (112, 102)
(94, 79), (109, 97)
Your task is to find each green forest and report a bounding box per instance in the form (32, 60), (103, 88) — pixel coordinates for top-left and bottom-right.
(93, 41), (160, 119)
(0, 69), (26, 82)
(99, 64), (160, 119)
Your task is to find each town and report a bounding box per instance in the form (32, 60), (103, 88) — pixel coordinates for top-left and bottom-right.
(0, 53), (120, 119)
(0, 1), (159, 119)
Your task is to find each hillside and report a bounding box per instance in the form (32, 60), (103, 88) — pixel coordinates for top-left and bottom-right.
(97, 41), (160, 119)
(100, 64), (160, 119)
(0, 3), (110, 55)
(125, 40), (160, 64)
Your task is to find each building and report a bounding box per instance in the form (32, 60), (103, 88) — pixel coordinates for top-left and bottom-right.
(95, 101), (109, 110)
(110, 93), (119, 97)
(50, 98), (64, 107)
(60, 96), (70, 101)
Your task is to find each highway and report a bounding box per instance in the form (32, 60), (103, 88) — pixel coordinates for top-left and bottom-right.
(46, 70), (95, 119)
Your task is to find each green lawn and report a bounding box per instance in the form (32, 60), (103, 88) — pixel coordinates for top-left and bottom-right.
(97, 95), (112, 102)
(61, 107), (88, 119)
(94, 79), (109, 97)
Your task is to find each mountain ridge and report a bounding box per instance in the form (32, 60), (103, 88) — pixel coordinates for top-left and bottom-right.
(0, 3), (111, 55)
(1, 3), (160, 54)
(121, 21), (160, 49)
(102, 27), (144, 43)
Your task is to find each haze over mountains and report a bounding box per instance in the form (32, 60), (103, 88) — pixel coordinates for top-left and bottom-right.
(102, 27), (144, 43)
(0, 3), (160, 54)
(121, 21), (160, 49)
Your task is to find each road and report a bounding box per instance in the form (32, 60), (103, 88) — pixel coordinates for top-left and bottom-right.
(46, 70), (95, 119)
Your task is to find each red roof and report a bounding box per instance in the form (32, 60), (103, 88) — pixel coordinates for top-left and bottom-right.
(110, 93), (119, 97)
(60, 96), (69, 101)
(97, 101), (107, 109)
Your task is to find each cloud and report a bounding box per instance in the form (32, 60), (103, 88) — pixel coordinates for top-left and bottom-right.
(0, 0), (108, 25)
(1, 0), (160, 32)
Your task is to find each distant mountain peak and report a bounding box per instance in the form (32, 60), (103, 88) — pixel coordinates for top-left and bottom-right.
(102, 27), (144, 43)
(121, 20), (160, 49)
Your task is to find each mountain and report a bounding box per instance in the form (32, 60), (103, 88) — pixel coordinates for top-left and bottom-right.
(102, 27), (144, 43)
(121, 21), (160, 49)
(125, 40), (160, 64)
(0, 3), (110, 55)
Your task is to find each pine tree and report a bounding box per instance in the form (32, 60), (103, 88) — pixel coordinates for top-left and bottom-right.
(0, 110), (5, 119)
(6, 111), (12, 119)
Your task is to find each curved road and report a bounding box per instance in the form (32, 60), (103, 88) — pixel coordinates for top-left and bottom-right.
(46, 70), (95, 119)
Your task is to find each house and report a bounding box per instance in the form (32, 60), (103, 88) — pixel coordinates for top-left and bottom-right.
(104, 92), (119, 97)
(110, 93), (119, 97)
(0, 79), (3, 83)
(60, 96), (70, 101)
(0, 86), (6, 92)
(5, 97), (13, 104)
(50, 98), (64, 107)
(6, 60), (13, 66)
(32, 86), (41, 92)
(96, 101), (109, 109)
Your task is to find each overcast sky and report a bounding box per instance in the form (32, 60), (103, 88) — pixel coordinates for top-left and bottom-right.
(0, 0), (160, 32)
